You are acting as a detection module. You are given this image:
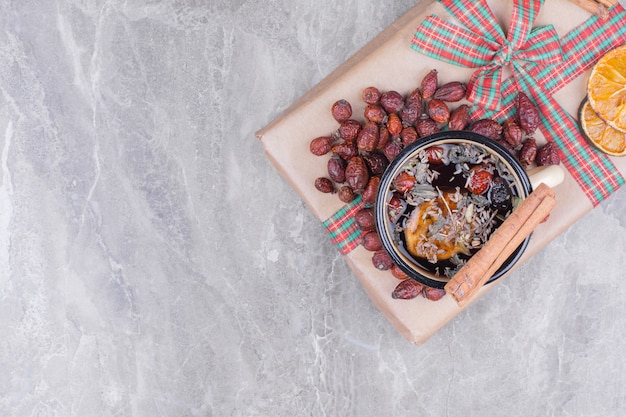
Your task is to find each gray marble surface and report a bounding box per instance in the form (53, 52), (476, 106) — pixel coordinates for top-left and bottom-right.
(1, 1), (626, 416)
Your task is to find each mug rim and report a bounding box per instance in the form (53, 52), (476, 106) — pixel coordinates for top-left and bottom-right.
(374, 130), (532, 289)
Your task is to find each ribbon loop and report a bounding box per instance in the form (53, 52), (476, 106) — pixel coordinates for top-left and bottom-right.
(517, 26), (563, 65)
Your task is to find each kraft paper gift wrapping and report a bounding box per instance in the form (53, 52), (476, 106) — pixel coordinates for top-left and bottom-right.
(255, 0), (626, 345)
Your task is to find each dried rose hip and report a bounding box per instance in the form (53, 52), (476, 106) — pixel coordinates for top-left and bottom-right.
(332, 141), (357, 161)
(337, 186), (356, 203)
(422, 287), (446, 301)
(516, 92), (540, 134)
(392, 279), (424, 300)
(309, 136), (333, 156)
(467, 166), (493, 195)
(391, 264), (410, 280)
(338, 119), (362, 142)
(364, 104), (387, 123)
(354, 207), (376, 231)
(331, 99), (352, 122)
(376, 126), (390, 151)
(363, 152), (389, 176)
(327, 156), (346, 183)
(362, 86), (382, 105)
(372, 250), (394, 270)
(405, 87), (423, 109)
(420, 69), (438, 99)
(448, 104), (471, 130)
(345, 156), (370, 192)
(428, 99), (450, 124)
(400, 103), (420, 125)
(362, 176), (381, 205)
(536, 141), (561, 166)
(361, 230), (383, 251)
(383, 139), (403, 162)
(386, 113), (403, 137)
(315, 177), (334, 193)
(357, 121), (379, 152)
(502, 119), (523, 148)
(433, 81), (466, 102)
(380, 90), (404, 114)
(416, 116), (439, 137)
(469, 118), (502, 139)
(400, 126), (418, 146)
(518, 137), (537, 167)
(393, 171), (416, 195)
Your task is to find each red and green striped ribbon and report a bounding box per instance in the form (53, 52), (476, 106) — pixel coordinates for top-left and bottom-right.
(322, 195), (366, 255)
(411, 0), (626, 206)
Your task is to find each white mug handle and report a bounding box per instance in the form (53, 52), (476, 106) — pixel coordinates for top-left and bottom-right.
(527, 164), (566, 190)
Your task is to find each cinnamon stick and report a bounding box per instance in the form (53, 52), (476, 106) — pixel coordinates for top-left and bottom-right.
(566, 0), (609, 19)
(445, 183), (557, 306)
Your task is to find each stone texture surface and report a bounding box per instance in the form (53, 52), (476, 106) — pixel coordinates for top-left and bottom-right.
(0, 1), (625, 416)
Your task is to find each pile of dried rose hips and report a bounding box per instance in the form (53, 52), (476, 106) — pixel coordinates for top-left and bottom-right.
(309, 69), (560, 301)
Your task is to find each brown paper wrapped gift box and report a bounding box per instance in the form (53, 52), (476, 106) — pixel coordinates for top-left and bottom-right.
(255, 0), (626, 345)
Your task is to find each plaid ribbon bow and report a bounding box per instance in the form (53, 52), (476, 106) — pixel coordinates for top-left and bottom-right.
(411, 0), (626, 206)
(414, 0), (563, 111)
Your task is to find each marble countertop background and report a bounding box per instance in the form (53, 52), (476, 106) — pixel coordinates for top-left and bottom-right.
(1, 0), (625, 416)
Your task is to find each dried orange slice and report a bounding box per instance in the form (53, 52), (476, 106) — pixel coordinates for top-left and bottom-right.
(579, 99), (626, 156)
(587, 45), (626, 133)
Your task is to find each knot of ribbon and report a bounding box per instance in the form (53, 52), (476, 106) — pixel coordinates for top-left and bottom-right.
(411, 0), (625, 206)
(493, 41), (513, 66)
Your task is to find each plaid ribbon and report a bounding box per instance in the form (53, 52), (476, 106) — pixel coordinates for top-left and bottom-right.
(411, 0), (626, 206)
(322, 195), (366, 255)
(413, 0), (562, 111)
